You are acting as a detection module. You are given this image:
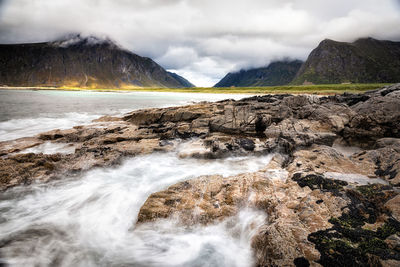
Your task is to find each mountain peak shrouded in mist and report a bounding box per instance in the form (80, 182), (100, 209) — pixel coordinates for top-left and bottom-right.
(0, 34), (195, 88)
(214, 36), (400, 87)
(52, 34), (119, 49)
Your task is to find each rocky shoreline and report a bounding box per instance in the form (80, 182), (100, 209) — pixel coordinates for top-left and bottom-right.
(1, 84), (400, 266)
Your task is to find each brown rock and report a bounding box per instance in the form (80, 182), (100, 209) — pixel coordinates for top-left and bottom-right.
(385, 195), (400, 221)
(136, 169), (346, 266)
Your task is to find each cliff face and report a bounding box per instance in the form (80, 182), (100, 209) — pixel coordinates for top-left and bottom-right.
(0, 35), (194, 88)
(214, 60), (303, 87)
(293, 37), (400, 84)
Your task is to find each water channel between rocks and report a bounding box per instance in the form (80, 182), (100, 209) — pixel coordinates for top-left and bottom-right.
(0, 151), (272, 266)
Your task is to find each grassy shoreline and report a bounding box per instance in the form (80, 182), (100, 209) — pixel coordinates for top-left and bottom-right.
(0, 83), (393, 95)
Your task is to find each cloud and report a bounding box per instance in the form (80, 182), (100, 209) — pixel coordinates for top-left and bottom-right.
(0, 0), (400, 86)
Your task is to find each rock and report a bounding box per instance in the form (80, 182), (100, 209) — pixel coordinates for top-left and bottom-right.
(137, 168), (347, 266)
(344, 90), (400, 145)
(376, 138), (400, 148)
(137, 174), (248, 225)
(0, 153), (62, 190)
(236, 138), (255, 151)
(381, 259), (400, 267)
(210, 104), (258, 135)
(385, 234), (400, 251)
(0, 137), (43, 155)
(362, 143), (400, 185)
(92, 115), (123, 122)
(308, 183), (399, 267)
(0, 121), (171, 190)
(385, 195), (400, 221)
(264, 119), (337, 153)
(287, 145), (376, 179)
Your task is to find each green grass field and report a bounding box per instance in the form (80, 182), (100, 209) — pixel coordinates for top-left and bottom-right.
(1, 83), (393, 95)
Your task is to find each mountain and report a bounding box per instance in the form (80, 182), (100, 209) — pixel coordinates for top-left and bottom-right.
(293, 37), (400, 84)
(214, 60), (303, 87)
(0, 34), (194, 88)
(167, 72), (194, 87)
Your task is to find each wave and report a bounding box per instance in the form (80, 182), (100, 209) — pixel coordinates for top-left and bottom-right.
(0, 152), (271, 266)
(0, 112), (100, 141)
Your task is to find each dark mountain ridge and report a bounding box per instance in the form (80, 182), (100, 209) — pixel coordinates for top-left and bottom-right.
(292, 37), (400, 84)
(214, 60), (303, 87)
(0, 34), (194, 88)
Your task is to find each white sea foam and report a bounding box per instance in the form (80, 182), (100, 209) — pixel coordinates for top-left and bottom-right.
(324, 172), (389, 185)
(0, 152), (271, 266)
(20, 142), (76, 154)
(0, 112), (100, 142)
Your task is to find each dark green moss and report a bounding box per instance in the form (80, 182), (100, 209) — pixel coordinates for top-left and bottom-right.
(292, 173), (347, 194)
(359, 237), (389, 255)
(308, 231), (364, 267)
(309, 183), (400, 265)
(376, 219), (400, 239)
(329, 215), (365, 229)
(356, 184), (391, 198)
(293, 257), (310, 267)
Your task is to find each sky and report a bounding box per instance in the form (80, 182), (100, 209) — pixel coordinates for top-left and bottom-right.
(0, 0), (400, 87)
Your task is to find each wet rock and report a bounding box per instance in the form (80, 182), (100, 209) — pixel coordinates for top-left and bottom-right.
(385, 195), (400, 221)
(376, 138), (400, 148)
(236, 138), (255, 151)
(385, 234), (400, 251)
(344, 90), (400, 146)
(137, 168), (347, 266)
(264, 119), (337, 153)
(92, 115), (123, 122)
(0, 153), (62, 190)
(0, 137), (44, 155)
(361, 143), (400, 185)
(287, 145), (376, 179)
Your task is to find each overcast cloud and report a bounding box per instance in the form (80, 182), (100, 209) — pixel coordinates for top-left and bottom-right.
(1, 0), (400, 86)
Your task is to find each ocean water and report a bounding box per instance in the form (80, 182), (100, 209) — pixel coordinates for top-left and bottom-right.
(0, 89), (246, 141)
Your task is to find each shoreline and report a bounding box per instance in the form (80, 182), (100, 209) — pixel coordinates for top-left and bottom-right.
(0, 83), (393, 95)
(1, 84), (400, 266)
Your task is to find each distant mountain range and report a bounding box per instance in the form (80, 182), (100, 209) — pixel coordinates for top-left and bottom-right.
(0, 34), (194, 88)
(214, 37), (400, 87)
(1, 35), (399, 89)
(214, 60), (303, 87)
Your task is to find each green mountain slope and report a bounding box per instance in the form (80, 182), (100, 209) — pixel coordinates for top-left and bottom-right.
(292, 37), (400, 84)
